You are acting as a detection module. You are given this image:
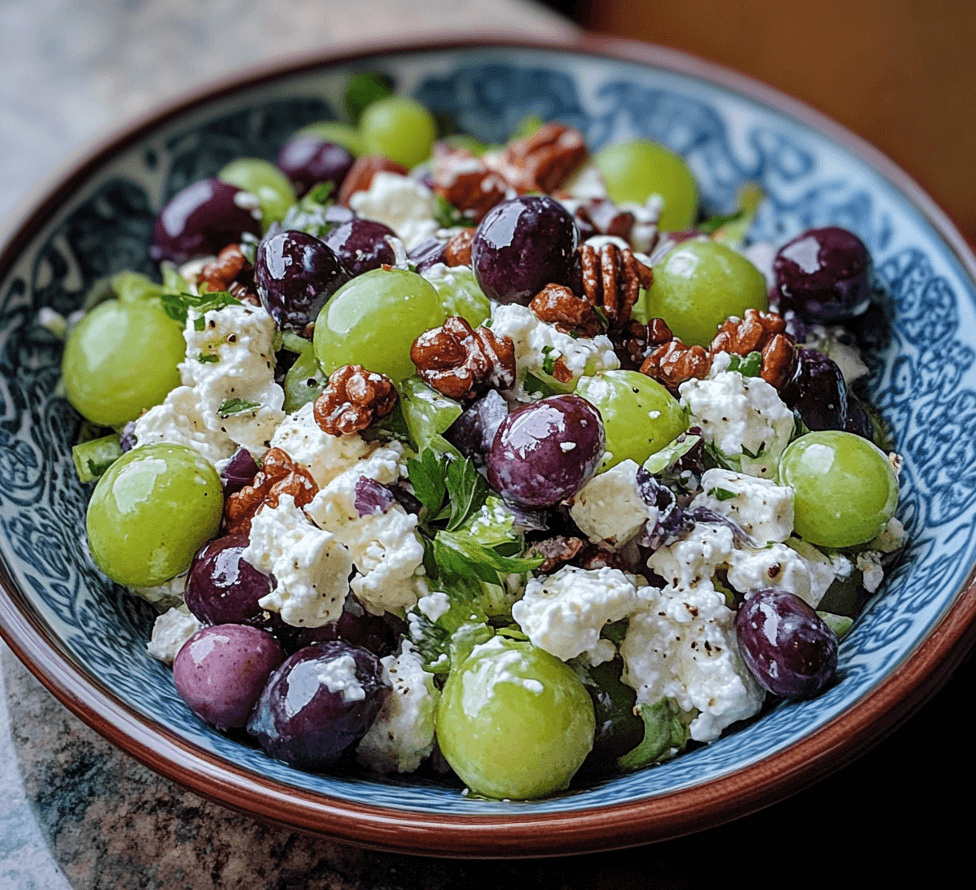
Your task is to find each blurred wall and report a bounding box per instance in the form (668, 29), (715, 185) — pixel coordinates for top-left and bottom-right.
(573, 0), (976, 246)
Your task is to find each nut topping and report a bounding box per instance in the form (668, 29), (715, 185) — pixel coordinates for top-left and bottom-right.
(198, 243), (250, 294)
(491, 122), (589, 194)
(337, 155), (409, 206)
(611, 316), (674, 370)
(640, 339), (712, 394)
(224, 447), (318, 537)
(577, 242), (654, 331)
(411, 316), (516, 401)
(442, 228), (475, 267)
(432, 147), (509, 223)
(709, 309), (798, 389)
(529, 283), (602, 338)
(313, 364), (398, 436)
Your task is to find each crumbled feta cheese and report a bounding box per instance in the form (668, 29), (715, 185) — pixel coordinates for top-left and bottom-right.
(726, 542), (827, 607)
(243, 495), (352, 628)
(357, 642), (439, 774)
(691, 468), (794, 544)
(315, 654), (367, 702)
(801, 325), (870, 385)
(348, 171), (439, 250)
(621, 582), (765, 743)
(133, 569), (188, 609)
(680, 366), (795, 477)
(513, 565), (640, 664)
(147, 605), (202, 663)
(416, 590), (451, 623)
(570, 459), (657, 547)
(856, 550), (886, 593)
(647, 523), (737, 592)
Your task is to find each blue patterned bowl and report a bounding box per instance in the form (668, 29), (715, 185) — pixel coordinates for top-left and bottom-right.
(1, 36), (975, 857)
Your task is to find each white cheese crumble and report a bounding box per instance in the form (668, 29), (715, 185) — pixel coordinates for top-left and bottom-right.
(348, 170), (439, 250)
(569, 459), (657, 547)
(243, 494), (353, 628)
(356, 642), (439, 774)
(315, 653), (367, 703)
(691, 468), (794, 545)
(147, 605), (202, 664)
(512, 565), (640, 665)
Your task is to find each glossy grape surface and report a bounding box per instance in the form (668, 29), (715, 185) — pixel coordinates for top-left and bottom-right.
(778, 430), (898, 548)
(149, 178), (262, 264)
(173, 624), (285, 730)
(427, 266), (491, 327)
(487, 394), (605, 508)
(276, 136), (355, 197)
(435, 637), (595, 799)
(736, 588), (838, 698)
(359, 95), (436, 168)
(255, 230), (350, 333)
(185, 535), (275, 627)
(218, 158), (296, 228)
(62, 298), (185, 427)
(322, 217), (397, 277)
(594, 139), (698, 232)
(313, 267), (446, 381)
(575, 370), (687, 471)
(646, 240), (769, 346)
(773, 226), (873, 323)
(296, 121), (366, 157)
(247, 641), (387, 769)
(86, 444), (223, 588)
(471, 195), (578, 305)
(779, 347), (849, 432)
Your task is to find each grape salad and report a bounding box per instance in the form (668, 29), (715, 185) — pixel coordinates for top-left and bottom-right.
(58, 83), (905, 800)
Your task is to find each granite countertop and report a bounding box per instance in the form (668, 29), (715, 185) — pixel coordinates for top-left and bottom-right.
(1, 1), (974, 887)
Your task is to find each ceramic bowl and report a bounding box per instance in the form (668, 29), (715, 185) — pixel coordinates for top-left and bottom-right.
(1, 36), (975, 857)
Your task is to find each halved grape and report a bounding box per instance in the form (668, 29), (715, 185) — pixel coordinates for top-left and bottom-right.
(62, 298), (185, 427)
(736, 588), (837, 698)
(778, 430), (898, 548)
(312, 267), (447, 381)
(575, 370), (687, 471)
(645, 240), (769, 347)
(435, 636), (595, 799)
(487, 394), (605, 508)
(218, 158), (297, 228)
(173, 624), (285, 730)
(358, 95), (436, 168)
(86, 443), (223, 587)
(594, 139), (698, 232)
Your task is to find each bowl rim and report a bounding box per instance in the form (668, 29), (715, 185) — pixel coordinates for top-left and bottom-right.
(2, 31), (976, 858)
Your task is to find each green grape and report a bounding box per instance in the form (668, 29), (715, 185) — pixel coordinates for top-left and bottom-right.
(595, 139), (698, 231)
(399, 376), (462, 456)
(86, 443), (223, 588)
(62, 298), (185, 428)
(218, 157), (296, 228)
(435, 636), (595, 799)
(645, 240), (768, 347)
(110, 271), (164, 304)
(425, 266), (491, 327)
(778, 430), (899, 549)
(313, 267), (447, 382)
(295, 120), (366, 156)
(282, 342), (327, 413)
(575, 370), (687, 471)
(358, 95), (436, 169)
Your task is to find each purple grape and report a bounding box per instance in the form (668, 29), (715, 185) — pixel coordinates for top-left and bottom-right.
(844, 395), (875, 441)
(444, 389), (510, 465)
(735, 588), (838, 698)
(487, 394), (605, 508)
(255, 230), (350, 333)
(220, 447), (260, 498)
(149, 178), (262, 264)
(472, 195), (578, 305)
(780, 347), (848, 431)
(246, 640), (387, 769)
(285, 598), (402, 658)
(184, 535), (275, 627)
(322, 217), (397, 277)
(173, 624), (285, 730)
(773, 226), (873, 323)
(408, 235), (449, 273)
(276, 136), (355, 197)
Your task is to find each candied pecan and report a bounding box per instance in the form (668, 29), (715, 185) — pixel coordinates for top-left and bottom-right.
(641, 340), (712, 394)
(337, 155), (409, 206)
(313, 364), (398, 436)
(224, 447), (318, 536)
(525, 535), (586, 573)
(611, 317), (674, 370)
(709, 308), (798, 389)
(432, 147), (509, 223)
(490, 122), (588, 194)
(442, 228), (475, 267)
(411, 316), (516, 400)
(757, 332), (799, 389)
(198, 243), (249, 294)
(529, 283), (602, 338)
(577, 242), (654, 331)
(573, 198), (636, 242)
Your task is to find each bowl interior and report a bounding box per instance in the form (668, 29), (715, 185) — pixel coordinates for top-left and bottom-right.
(2, 40), (976, 846)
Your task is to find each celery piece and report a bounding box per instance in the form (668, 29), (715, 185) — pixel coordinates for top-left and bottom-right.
(72, 433), (124, 483)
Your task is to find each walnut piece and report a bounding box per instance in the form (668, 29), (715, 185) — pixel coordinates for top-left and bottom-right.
(337, 155), (409, 206)
(313, 365), (398, 436)
(577, 242), (654, 331)
(198, 243), (249, 294)
(529, 283), (602, 338)
(442, 228), (475, 267)
(611, 317), (674, 370)
(709, 308), (798, 389)
(573, 198), (636, 242)
(492, 122), (589, 194)
(411, 316), (516, 400)
(224, 447), (318, 537)
(640, 339), (712, 394)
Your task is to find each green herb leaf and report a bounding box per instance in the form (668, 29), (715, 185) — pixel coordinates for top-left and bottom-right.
(707, 487), (737, 502)
(197, 352), (220, 364)
(160, 290), (241, 326)
(725, 350), (763, 378)
(406, 449), (448, 517)
(217, 398), (262, 418)
(433, 193), (472, 229)
(445, 457), (490, 531)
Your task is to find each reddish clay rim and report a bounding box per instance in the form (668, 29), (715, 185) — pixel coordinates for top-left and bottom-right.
(2, 32), (976, 858)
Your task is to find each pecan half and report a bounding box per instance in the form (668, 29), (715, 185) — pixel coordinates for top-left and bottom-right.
(442, 228), (475, 267)
(573, 198), (636, 242)
(337, 155), (409, 206)
(491, 122), (589, 194)
(224, 447), (318, 536)
(640, 339), (712, 394)
(577, 242), (654, 331)
(709, 309), (798, 389)
(611, 317), (674, 370)
(432, 147), (509, 223)
(529, 283), (602, 338)
(313, 364), (398, 436)
(198, 243), (249, 294)
(411, 316), (516, 400)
